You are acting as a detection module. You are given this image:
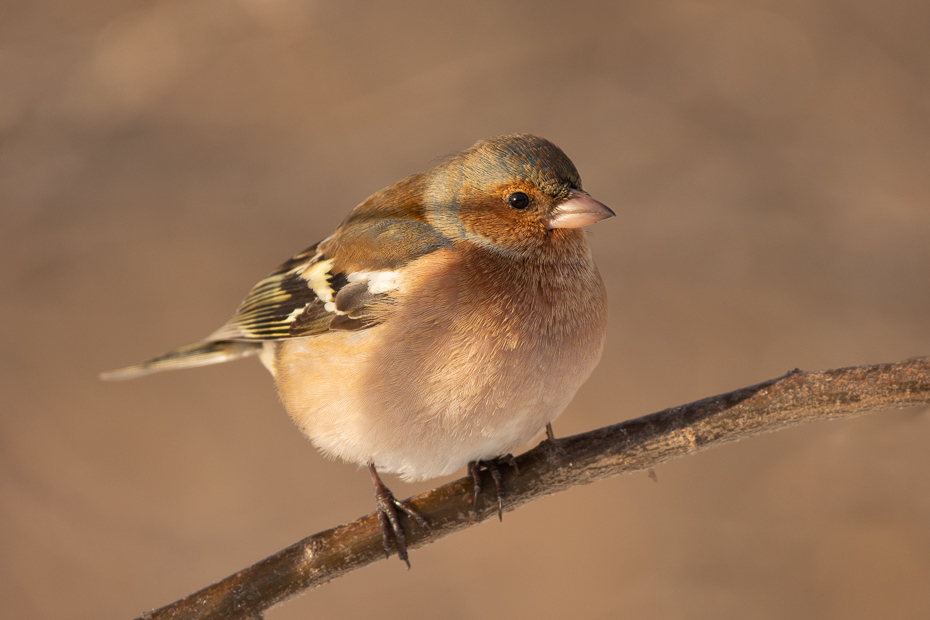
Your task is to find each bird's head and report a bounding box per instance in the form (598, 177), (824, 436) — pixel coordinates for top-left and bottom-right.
(424, 134), (614, 258)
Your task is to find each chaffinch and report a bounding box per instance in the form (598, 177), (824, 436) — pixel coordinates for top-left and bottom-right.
(103, 134), (614, 565)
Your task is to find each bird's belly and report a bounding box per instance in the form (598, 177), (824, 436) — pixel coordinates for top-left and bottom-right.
(273, 316), (602, 481)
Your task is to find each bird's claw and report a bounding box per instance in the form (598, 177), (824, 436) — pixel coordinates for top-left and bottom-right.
(468, 454), (519, 521)
(369, 464), (428, 568)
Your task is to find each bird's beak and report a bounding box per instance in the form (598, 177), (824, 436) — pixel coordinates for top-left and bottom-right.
(546, 189), (615, 229)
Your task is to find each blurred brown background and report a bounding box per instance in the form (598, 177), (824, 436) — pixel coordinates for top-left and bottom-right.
(2, 1), (929, 618)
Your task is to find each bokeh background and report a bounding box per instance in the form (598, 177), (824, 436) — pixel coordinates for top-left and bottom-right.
(3, 1), (930, 618)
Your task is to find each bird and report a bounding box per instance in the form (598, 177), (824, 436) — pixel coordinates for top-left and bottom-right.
(102, 134), (614, 566)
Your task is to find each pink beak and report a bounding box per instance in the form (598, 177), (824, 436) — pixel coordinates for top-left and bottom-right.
(546, 189), (615, 229)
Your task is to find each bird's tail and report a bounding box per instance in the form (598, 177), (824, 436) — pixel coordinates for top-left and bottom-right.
(99, 340), (262, 380)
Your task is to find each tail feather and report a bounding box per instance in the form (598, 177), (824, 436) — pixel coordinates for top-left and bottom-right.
(100, 340), (262, 380)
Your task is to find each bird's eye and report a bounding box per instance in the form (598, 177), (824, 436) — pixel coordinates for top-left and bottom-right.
(507, 192), (530, 210)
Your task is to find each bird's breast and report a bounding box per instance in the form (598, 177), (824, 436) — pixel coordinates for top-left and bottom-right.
(274, 242), (607, 480)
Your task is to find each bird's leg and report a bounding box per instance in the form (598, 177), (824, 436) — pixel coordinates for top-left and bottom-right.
(368, 463), (428, 568)
(546, 422), (555, 442)
(468, 454), (519, 521)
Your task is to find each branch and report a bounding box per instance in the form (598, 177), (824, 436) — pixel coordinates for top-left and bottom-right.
(138, 357), (930, 620)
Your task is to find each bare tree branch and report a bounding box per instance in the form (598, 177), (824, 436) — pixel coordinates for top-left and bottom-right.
(137, 357), (930, 620)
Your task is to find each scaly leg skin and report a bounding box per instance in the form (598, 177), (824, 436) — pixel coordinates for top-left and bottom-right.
(368, 464), (428, 569)
(468, 455), (519, 521)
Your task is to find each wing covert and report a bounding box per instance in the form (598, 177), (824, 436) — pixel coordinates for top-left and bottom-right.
(207, 219), (451, 342)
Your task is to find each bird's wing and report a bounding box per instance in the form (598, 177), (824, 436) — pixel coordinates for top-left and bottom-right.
(101, 219), (451, 379)
(205, 241), (345, 340)
(208, 218), (452, 340)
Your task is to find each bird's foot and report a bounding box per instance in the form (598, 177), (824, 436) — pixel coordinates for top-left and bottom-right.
(468, 454), (519, 521)
(369, 464), (428, 568)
